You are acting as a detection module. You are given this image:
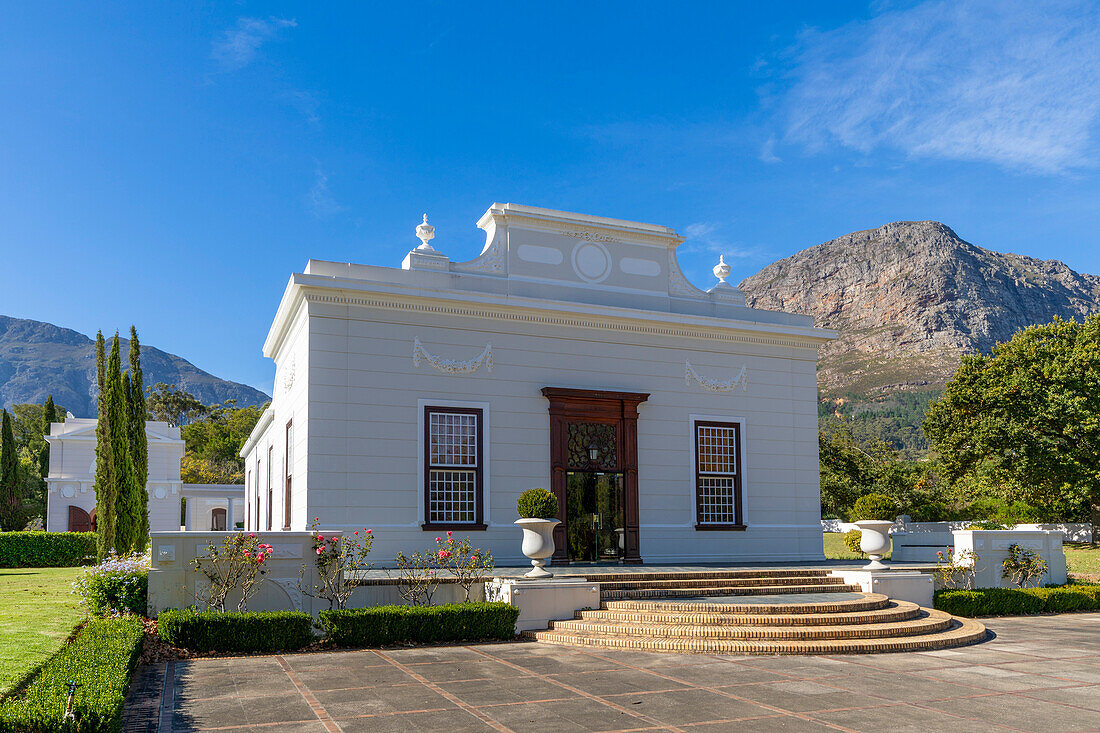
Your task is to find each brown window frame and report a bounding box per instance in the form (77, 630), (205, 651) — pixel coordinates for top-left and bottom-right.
(266, 445), (273, 531)
(283, 420), (293, 530)
(693, 420), (746, 531)
(422, 405), (486, 531)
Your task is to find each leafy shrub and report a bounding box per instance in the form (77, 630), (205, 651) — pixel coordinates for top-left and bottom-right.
(191, 533), (274, 612)
(301, 519), (373, 611)
(0, 532), (96, 568)
(319, 602), (519, 647)
(73, 554), (149, 615)
(433, 531), (494, 602)
(0, 616), (144, 732)
(910, 502), (949, 522)
(934, 584), (1100, 617)
(157, 608), (313, 652)
(843, 530), (863, 554)
(517, 488), (558, 519)
(1001, 543), (1048, 587)
(850, 493), (897, 522)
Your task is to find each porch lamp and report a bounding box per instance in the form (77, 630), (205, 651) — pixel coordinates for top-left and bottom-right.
(588, 442), (599, 462)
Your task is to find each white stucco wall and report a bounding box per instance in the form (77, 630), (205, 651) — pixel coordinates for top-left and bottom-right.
(45, 419), (185, 532)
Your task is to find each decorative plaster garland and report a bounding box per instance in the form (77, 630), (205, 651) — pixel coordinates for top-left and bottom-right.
(413, 336), (493, 375)
(684, 361), (748, 392)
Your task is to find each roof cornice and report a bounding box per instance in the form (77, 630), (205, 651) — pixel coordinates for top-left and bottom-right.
(262, 273), (836, 359)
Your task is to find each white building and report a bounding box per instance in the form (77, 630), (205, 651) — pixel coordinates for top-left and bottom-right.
(241, 204), (835, 564)
(45, 418), (244, 532)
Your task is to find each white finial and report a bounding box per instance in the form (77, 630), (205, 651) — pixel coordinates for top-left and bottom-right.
(415, 213), (436, 251)
(713, 254), (731, 284)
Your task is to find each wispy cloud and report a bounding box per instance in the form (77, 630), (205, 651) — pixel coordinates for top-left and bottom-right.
(307, 165), (345, 219)
(683, 222), (769, 260)
(780, 0), (1100, 174)
(283, 90), (321, 125)
(212, 17), (297, 71)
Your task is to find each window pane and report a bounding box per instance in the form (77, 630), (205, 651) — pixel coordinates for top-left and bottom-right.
(698, 476), (736, 524)
(429, 469), (477, 523)
(429, 412), (478, 466)
(697, 425), (737, 474)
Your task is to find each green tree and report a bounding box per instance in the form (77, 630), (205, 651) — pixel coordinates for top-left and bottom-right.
(180, 401), (266, 484)
(108, 336), (140, 554)
(127, 327), (149, 549)
(0, 411), (21, 531)
(819, 422), (873, 518)
(94, 331), (118, 558)
(146, 383), (207, 427)
(924, 316), (1100, 536)
(41, 395), (57, 478)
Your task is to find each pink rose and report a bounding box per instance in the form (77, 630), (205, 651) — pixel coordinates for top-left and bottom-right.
(316, 548), (322, 554)
(447, 531), (453, 536)
(366, 529), (371, 534)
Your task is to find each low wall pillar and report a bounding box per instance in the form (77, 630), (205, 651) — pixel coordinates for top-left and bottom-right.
(486, 578), (600, 632)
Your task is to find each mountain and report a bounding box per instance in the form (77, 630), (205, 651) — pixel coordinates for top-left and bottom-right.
(0, 315), (270, 417)
(739, 221), (1100, 397)
(738, 222), (1100, 453)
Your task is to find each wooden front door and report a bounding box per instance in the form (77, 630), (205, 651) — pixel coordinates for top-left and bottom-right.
(68, 505), (92, 533)
(542, 387), (648, 564)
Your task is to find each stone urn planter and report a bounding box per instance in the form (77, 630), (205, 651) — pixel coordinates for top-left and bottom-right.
(515, 518), (560, 579)
(855, 520), (893, 571)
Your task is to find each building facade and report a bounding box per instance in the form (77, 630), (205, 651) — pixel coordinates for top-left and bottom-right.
(240, 204), (835, 564)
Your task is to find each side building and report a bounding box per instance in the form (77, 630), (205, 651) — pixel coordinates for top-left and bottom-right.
(241, 203), (836, 565)
(45, 418), (244, 532)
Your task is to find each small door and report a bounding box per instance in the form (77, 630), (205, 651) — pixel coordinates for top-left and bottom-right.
(68, 506), (92, 533)
(565, 472), (625, 562)
(211, 507), (227, 531)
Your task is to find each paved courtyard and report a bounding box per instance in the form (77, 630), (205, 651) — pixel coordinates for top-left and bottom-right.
(143, 613), (1100, 733)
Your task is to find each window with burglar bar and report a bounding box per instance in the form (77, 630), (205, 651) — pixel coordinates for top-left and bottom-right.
(424, 407), (483, 527)
(694, 421), (744, 529)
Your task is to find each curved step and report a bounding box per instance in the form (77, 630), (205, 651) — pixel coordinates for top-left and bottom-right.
(598, 576), (850, 591)
(602, 583), (861, 601)
(549, 608), (951, 640)
(529, 615), (988, 655)
(581, 599), (921, 627)
(577, 569), (834, 583)
(602, 593), (891, 614)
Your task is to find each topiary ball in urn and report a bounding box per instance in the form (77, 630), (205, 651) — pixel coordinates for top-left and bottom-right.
(850, 493), (898, 571)
(515, 489), (560, 579)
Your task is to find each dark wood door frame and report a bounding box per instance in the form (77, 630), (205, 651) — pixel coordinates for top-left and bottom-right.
(542, 387), (649, 565)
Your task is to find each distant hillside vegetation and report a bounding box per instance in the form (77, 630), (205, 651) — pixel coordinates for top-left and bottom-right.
(0, 315), (269, 417)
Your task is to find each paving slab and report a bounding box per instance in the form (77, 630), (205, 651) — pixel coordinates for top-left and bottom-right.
(135, 611), (1100, 732)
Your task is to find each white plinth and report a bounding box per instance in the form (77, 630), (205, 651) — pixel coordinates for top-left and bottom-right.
(830, 570), (933, 608)
(486, 577), (601, 632)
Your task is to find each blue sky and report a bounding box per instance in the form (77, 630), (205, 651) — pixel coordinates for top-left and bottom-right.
(2, 1), (1099, 395)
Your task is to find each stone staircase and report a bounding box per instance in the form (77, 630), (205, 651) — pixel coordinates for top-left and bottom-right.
(529, 569), (988, 654)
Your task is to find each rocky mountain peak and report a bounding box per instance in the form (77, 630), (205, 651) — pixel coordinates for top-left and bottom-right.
(739, 221), (1100, 396)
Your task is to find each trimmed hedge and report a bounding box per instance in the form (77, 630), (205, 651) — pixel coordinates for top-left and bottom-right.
(0, 532), (97, 568)
(157, 608), (313, 653)
(0, 616), (144, 732)
(319, 602), (520, 647)
(934, 584), (1100, 617)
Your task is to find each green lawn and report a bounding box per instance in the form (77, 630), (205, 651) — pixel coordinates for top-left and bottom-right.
(1067, 542), (1100, 579)
(0, 567), (85, 697)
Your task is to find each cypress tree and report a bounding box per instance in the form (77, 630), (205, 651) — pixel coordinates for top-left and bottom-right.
(39, 395), (56, 479)
(0, 411), (19, 531)
(127, 327), (149, 550)
(109, 335), (139, 554)
(93, 331), (117, 558)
